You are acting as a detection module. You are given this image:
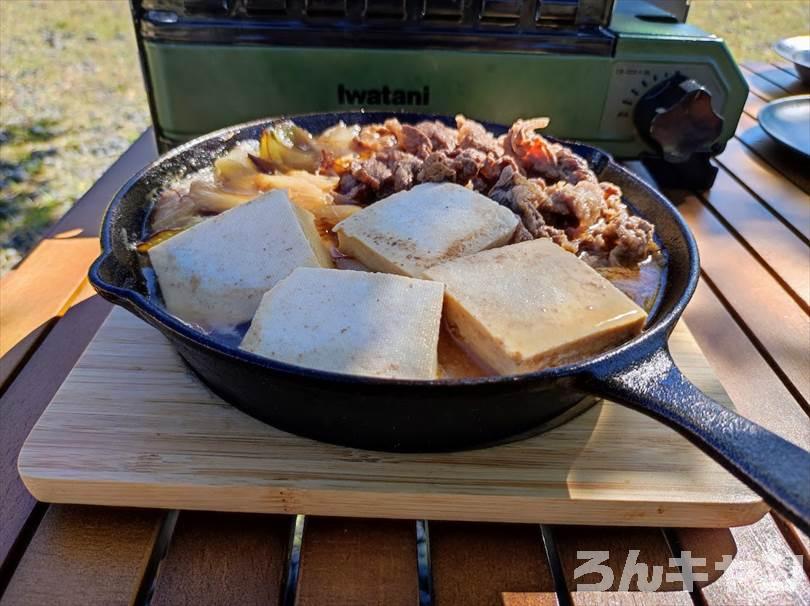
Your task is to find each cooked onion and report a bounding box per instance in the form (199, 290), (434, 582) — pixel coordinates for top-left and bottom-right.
(214, 159), (260, 194)
(136, 228), (187, 252)
(187, 181), (255, 213)
(259, 121), (321, 172)
(255, 173), (333, 210)
(316, 122), (361, 158)
(310, 204), (361, 228)
(286, 170), (339, 192)
(151, 190), (199, 232)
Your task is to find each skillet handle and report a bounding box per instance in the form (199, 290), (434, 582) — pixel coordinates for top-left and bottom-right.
(579, 346), (810, 533)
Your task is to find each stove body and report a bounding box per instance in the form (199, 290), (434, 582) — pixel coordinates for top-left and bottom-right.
(133, 0), (747, 186)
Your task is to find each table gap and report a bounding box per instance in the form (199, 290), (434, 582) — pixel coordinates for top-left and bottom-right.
(132, 510), (178, 606)
(660, 529), (706, 606)
(742, 61), (808, 94)
(696, 269), (810, 416)
(417, 520), (434, 606)
(740, 65), (789, 101)
(685, 178), (810, 314)
(539, 525), (575, 606)
(281, 514), (305, 606)
(772, 60), (802, 80)
(0, 502), (48, 600)
(713, 144), (810, 245)
(550, 524), (696, 604)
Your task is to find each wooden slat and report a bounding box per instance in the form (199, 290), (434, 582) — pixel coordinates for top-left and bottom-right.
(773, 515), (810, 576)
(0, 130), (155, 391)
(553, 526), (690, 605)
(677, 281), (810, 604)
(735, 113), (810, 194)
(742, 61), (808, 95)
(700, 166), (809, 307)
(773, 60), (803, 80)
(571, 593), (689, 606)
(45, 130), (158, 239)
(683, 280), (810, 447)
(742, 92), (766, 119)
(670, 190), (810, 404)
(674, 516), (810, 606)
(0, 238), (99, 390)
(0, 131), (155, 578)
(0, 282), (111, 573)
(740, 65), (787, 101)
(0, 505), (163, 606)
(151, 512), (291, 606)
(714, 138), (810, 241)
(430, 522), (557, 606)
(502, 593), (558, 606)
(295, 517), (418, 606)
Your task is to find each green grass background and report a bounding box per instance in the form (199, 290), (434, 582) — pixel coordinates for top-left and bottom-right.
(0, 0), (808, 275)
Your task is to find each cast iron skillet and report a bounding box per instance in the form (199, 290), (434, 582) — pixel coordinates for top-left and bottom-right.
(89, 112), (810, 532)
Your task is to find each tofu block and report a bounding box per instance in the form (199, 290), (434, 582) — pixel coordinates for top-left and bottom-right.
(334, 182), (519, 277)
(423, 239), (647, 374)
(240, 268), (444, 379)
(149, 190), (332, 328)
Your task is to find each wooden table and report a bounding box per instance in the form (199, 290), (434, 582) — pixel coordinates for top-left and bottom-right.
(1, 61), (808, 606)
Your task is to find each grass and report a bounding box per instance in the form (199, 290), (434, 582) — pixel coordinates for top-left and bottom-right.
(0, 0), (148, 274)
(0, 0), (807, 275)
(690, 0), (810, 64)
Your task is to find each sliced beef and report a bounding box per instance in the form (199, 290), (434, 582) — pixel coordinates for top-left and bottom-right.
(352, 157), (392, 190)
(354, 123), (398, 153)
(544, 180), (604, 236)
(503, 118), (555, 172)
(488, 166), (575, 252)
(399, 124), (433, 159)
(331, 116), (658, 269)
(337, 173), (371, 204)
(580, 215), (656, 267)
(479, 153), (521, 188)
(600, 182), (625, 221)
(451, 148), (486, 184)
(503, 118), (597, 184)
(553, 143), (597, 184)
(510, 222), (535, 243)
(416, 121), (457, 152)
(456, 115), (503, 155)
(376, 148), (423, 192)
(417, 152), (456, 183)
(606, 216), (655, 266)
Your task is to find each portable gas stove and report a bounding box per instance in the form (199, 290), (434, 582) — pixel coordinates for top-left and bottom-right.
(132, 0), (747, 187)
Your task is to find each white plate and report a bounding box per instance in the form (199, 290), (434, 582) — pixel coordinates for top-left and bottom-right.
(773, 35), (810, 83)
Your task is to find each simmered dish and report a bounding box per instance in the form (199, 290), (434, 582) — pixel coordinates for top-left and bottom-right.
(142, 116), (665, 379)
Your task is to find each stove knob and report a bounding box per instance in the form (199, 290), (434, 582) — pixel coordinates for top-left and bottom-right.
(633, 74), (724, 163)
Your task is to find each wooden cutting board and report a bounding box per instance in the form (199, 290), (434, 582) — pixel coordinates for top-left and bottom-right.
(19, 307), (766, 527)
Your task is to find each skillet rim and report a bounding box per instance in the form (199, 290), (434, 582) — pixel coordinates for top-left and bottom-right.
(89, 112), (700, 389)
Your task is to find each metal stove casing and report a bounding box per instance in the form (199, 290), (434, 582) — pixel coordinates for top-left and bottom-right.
(132, 0), (747, 185)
